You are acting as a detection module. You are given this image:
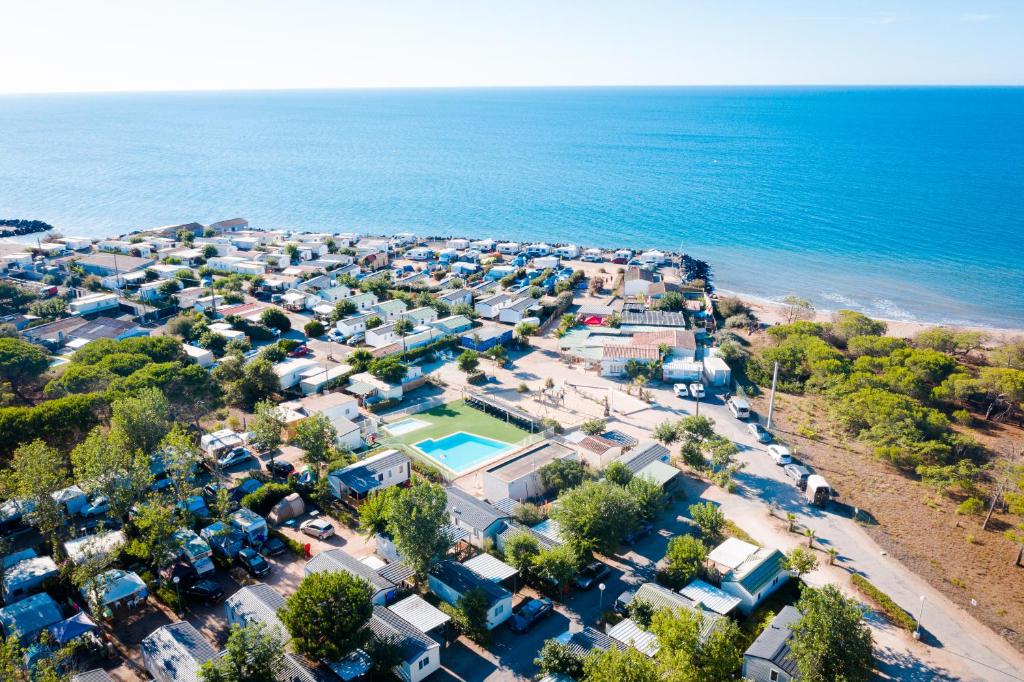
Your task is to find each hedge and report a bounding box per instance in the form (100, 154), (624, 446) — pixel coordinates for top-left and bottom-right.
(851, 574), (917, 630)
(0, 392), (106, 456)
(241, 482), (293, 516)
(270, 529), (306, 556)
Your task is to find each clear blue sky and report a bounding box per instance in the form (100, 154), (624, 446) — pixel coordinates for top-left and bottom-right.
(2, 0), (1020, 93)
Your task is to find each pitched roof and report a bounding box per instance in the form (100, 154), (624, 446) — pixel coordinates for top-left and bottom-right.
(305, 549), (396, 593)
(679, 579), (742, 616)
(141, 622), (218, 682)
(624, 267), (656, 282)
(429, 560), (511, 607)
(628, 583), (726, 641)
(225, 583), (287, 635)
(497, 522), (562, 552)
(462, 553), (517, 582)
(606, 618), (659, 657)
(330, 450), (409, 494)
(615, 441), (671, 474)
(632, 329), (696, 350)
(728, 548), (788, 595)
(387, 595), (450, 634)
(565, 627), (622, 656)
(445, 487), (510, 532)
(619, 309), (688, 328)
(72, 670), (115, 682)
(744, 605), (801, 677)
(601, 344), (660, 360)
(369, 605), (438, 663)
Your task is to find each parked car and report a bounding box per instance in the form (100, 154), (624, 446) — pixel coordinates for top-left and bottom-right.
(747, 422), (772, 444)
(574, 561), (611, 590)
(217, 447), (252, 469)
(299, 518), (335, 540)
(673, 383), (689, 398)
(727, 397), (751, 420)
(510, 597), (554, 632)
(287, 345), (309, 358)
(183, 579), (225, 606)
(688, 383), (706, 399)
(784, 463), (812, 490)
(266, 460), (296, 479)
(327, 330), (345, 343)
(624, 522), (654, 545)
(202, 483), (240, 511)
(237, 548), (271, 578)
(767, 445), (793, 466)
(80, 496), (110, 518)
(259, 536), (287, 557)
(230, 478), (264, 503)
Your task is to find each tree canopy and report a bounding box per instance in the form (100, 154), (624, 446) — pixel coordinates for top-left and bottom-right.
(789, 584), (873, 682)
(280, 571), (373, 662)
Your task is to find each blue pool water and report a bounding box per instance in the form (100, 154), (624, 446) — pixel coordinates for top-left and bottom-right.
(415, 432), (516, 474)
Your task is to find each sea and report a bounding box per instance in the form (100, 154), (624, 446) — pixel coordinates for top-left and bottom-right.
(1, 86), (1022, 328)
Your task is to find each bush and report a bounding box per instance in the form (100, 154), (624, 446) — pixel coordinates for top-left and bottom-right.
(514, 502), (547, 526)
(241, 482), (293, 516)
(410, 457), (446, 483)
(304, 320), (326, 337)
(466, 371), (487, 385)
(952, 409), (973, 426)
(956, 497), (985, 516)
(270, 528), (306, 556)
(850, 574), (917, 630)
(366, 398), (400, 413)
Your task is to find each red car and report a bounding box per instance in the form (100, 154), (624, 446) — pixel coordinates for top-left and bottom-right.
(611, 257), (629, 265)
(287, 345), (309, 358)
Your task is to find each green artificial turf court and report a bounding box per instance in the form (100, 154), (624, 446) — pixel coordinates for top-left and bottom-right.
(388, 399), (529, 447)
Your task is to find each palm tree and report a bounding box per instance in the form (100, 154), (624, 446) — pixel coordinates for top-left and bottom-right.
(786, 512), (797, 533)
(803, 528), (817, 548)
(826, 547), (839, 566)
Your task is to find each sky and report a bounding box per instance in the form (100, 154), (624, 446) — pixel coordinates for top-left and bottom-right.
(1, 0), (1021, 94)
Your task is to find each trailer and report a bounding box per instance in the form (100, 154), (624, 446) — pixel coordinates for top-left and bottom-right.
(805, 475), (835, 507)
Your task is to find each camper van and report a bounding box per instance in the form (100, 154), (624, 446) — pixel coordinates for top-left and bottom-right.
(172, 529), (215, 576)
(727, 397), (751, 420)
(805, 475), (834, 507)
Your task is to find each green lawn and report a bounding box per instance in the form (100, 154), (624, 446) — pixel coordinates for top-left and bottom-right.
(388, 399), (529, 446)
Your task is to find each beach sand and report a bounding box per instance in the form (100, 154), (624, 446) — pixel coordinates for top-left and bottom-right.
(730, 293), (1024, 342)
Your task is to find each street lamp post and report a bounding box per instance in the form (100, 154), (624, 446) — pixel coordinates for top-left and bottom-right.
(598, 582), (606, 616)
(173, 576), (182, 615)
(914, 595), (926, 640)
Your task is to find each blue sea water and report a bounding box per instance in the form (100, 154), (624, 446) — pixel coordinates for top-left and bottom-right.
(1, 86), (1022, 327)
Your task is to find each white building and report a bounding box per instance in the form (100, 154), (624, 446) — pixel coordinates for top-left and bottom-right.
(328, 449), (410, 502)
(273, 357), (320, 390)
(69, 293), (119, 315)
(428, 560), (512, 630)
(708, 538), (790, 614)
(481, 440), (577, 503)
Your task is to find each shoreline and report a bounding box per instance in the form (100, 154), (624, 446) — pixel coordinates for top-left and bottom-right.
(724, 290), (1024, 340)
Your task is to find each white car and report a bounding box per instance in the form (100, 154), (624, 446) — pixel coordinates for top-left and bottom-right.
(299, 518), (335, 539)
(689, 383), (706, 399)
(767, 445), (793, 466)
(673, 383), (689, 398)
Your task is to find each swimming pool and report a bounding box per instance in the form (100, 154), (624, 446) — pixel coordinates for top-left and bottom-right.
(384, 418), (430, 437)
(414, 432), (517, 474)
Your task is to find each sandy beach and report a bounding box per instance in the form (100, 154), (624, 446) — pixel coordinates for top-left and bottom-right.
(729, 292), (1024, 342)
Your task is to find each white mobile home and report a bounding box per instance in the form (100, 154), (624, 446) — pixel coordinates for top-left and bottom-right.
(428, 560), (512, 630)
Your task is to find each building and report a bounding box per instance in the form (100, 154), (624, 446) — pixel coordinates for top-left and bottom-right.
(2, 554), (59, 604)
(68, 292), (120, 315)
(606, 618), (659, 657)
(600, 343), (660, 377)
(369, 605), (442, 682)
(182, 344), (214, 369)
(614, 441), (671, 475)
(64, 530), (126, 566)
(497, 297), (540, 325)
(305, 548), (399, 605)
(445, 487), (511, 549)
(460, 324), (513, 352)
(432, 314), (474, 336)
(225, 583), (288, 641)
(21, 315), (147, 349)
(273, 357), (321, 390)
(141, 622), (218, 682)
(561, 431), (622, 469)
(206, 256), (266, 276)
(482, 440), (577, 503)
(279, 392), (364, 449)
(615, 583), (725, 642)
(80, 569), (147, 615)
(702, 355), (732, 386)
(742, 606), (801, 682)
(209, 218), (249, 233)
(474, 293), (511, 319)
(428, 560), (512, 630)
(708, 538), (790, 614)
(623, 267), (658, 296)
(0, 592), (63, 644)
(619, 307), (688, 330)
(74, 252), (154, 278)
(679, 579), (742, 617)
(328, 450), (411, 503)
(632, 329), (697, 360)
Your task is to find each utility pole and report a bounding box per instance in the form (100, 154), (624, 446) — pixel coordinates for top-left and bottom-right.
(766, 361), (780, 430)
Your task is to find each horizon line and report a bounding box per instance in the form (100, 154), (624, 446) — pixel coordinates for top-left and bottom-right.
(2, 82), (1023, 97)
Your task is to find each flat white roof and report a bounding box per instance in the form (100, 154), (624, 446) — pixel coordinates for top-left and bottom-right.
(462, 553), (517, 582)
(707, 537), (759, 570)
(388, 594), (451, 633)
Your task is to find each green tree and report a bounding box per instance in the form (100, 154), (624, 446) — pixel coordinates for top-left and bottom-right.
(368, 356), (408, 383)
(358, 486), (399, 537)
(829, 310), (886, 346)
(199, 622), (286, 682)
(538, 458), (588, 494)
(552, 480), (639, 554)
(332, 299), (358, 320)
(654, 419), (680, 444)
(914, 327), (986, 358)
(260, 308), (291, 332)
(304, 319), (325, 337)
(584, 645), (661, 682)
(627, 597), (656, 629)
(688, 502), (725, 540)
(504, 531), (540, 578)
(781, 295), (815, 323)
(789, 584), (873, 682)
(580, 418), (607, 435)
(532, 544), (579, 596)
(292, 413), (338, 490)
(535, 639), (585, 679)
(440, 587), (491, 644)
(249, 400), (285, 454)
(660, 535), (707, 589)
(604, 460), (633, 486)
(110, 386), (171, 454)
(10, 440), (68, 555)
(655, 291), (688, 313)
(392, 317), (414, 335)
(628, 475), (667, 521)
(651, 606), (744, 682)
(784, 547), (819, 578)
(387, 481), (451, 578)
(365, 315), (383, 329)
(359, 274), (391, 299)
(125, 500), (184, 568)
(0, 338), (49, 401)
(159, 425), (203, 506)
(457, 350), (480, 373)
(71, 426), (153, 523)
(280, 571), (374, 661)
(347, 348), (374, 371)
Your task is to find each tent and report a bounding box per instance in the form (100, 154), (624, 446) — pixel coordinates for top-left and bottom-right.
(48, 612), (97, 645)
(267, 493), (305, 525)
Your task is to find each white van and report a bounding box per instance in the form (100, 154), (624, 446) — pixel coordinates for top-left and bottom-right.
(727, 397), (751, 420)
